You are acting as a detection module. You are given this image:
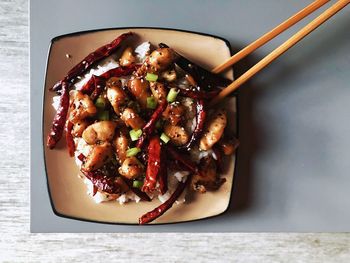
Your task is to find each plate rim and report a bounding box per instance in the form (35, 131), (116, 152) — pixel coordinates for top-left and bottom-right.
(42, 26), (239, 226)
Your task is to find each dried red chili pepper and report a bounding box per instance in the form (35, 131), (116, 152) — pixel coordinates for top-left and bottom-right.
(92, 185), (98, 196)
(119, 176), (151, 202)
(80, 75), (103, 95)
(82, 169), (122, 194)
(179, 88), (220, 100)
(77, 153), (86, 162)
(180, 99), (207, 151)
(136, 100), (168, 149)
(65, 120), (75, 157)
(52, 32), (133, 92)
(49, 65), (137, 149)
(47, 81), (70, 149)
(76, 153), (151, 201)
(167, 159), (191, 172)
(158, 149), (168, 195)
(89, 75), (106, 101)
(142, 137), (161, 193)
(139, 175), (190, 224)
(80, 64), (138, 96)
(166, 146), (198, 174)
(100, 64), (139, 79)
(159, 43), (231, 90)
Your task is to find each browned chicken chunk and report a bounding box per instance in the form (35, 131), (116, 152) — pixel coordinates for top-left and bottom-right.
(161, 69), (177, 82)
(113, 127), (129, 164)
(127, 78), (151, 109)
(149, 81), (167, 103)
(106, 77), (129, 115)
(218, 137), (239, 155)
(119, 46), (136, 67)
(120, 108), (145, 130)
(118, 156), (144, 179)
(72, 120), (90, 137)
(137, 48), (176, 75)
(146, 48), (175, 73)
(162, 102), (185, 126)
(164, 124), (189, 146)
(69, 91), (97, 123)
(82, 121), (117, 145)
(199, 109), (227, 151)
(191, 156), (225, 193)
(83, 142), (113, 171)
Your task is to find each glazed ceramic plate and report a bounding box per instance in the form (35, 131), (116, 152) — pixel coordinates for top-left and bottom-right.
(43, 28), (237, 224)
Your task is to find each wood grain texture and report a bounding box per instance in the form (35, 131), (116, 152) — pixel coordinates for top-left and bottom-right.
(0, 0), (349, 262)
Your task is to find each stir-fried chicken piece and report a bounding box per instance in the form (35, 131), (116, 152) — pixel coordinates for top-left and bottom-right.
(72, 120), (90, 137)
(164, 124), (189, 146)
(218, 137), (239, 156)
(146, 48), (175, 73)
(149, 81), (167, 103)
(137, 47), (176, 75)
(82, 121), (117, 145)
(69, 91), (97, 123)
(118, 156), (145, 179)
(106, 77), (128, 115)
(161, 69), (177, 82)
(127, 78), (151, 109)
(120, 108), (145, 130)
(113, 127), (129, 164)
(191, 156), (225, 193)
(119, 46), (136, 67)
(199, 109), (227, 151)
(83, 142), (113, 171)
(162, 102), (185, 126)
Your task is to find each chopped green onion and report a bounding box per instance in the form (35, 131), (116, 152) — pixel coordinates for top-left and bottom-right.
(97, 110), (109, 121)
(145, 73), (158, 82)
(129, 129), (142, 141)
(132, 180), (143, 188)
(126, 147), (141, 157)
(166, 88), (179, 102)
(95, 97), (106, 109)
(160, 133), (170, 144)
(147, 96), (157, 109)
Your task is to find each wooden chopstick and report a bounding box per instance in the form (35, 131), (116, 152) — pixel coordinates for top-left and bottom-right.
(212, 0), (330, 74)
(210, 0), (349, 106)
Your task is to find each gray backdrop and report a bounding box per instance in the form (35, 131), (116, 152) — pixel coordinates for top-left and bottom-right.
(31, 0), (350, 232)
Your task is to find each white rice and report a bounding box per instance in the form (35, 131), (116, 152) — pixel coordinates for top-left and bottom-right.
(74, 58), (120, 90)
(52, 95), (60, 111)
(157, 170), (188, 204)
(173, 171), (189, 183)
(135, 42), (151, 63)
(116, 192), (141, 204)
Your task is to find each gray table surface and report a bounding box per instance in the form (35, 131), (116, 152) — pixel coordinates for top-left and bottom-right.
(31, 0), (350, 232)
(1, 0), (350, 261)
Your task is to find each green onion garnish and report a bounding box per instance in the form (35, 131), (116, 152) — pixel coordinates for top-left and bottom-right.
(132, 180), (143, 188)
(166, 88), (179, 102)
(129, 129), (142, 141)
(145, 73), (158, 82)
(98, 110), (109, 121)
(160, 133), (170, 144)
(95, 97), (106, 109)
(147, 96), (157, 109)
(126, 147), (141, 157)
